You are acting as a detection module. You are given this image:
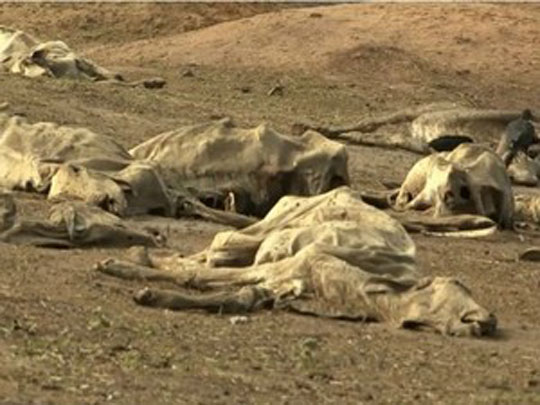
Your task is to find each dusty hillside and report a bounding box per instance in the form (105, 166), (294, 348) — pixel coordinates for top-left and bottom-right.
(88, 4), (540, 109)
(0, 3), (293, 48)
(0, 3), (540, 405)
(90, 4), (539, 79)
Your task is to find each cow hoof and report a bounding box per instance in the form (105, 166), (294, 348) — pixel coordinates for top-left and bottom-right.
(134, 287), (155, 306)
(519, 247), (540, 262)
(94, 259), (114, 272)
(143, 77), (166, 89)
(468, 315), (497, 337)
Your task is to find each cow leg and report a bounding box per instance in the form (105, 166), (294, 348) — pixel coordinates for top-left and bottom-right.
(398, 214), (497, 237)
(470, 186), (488, 218)
(519, 247), (540, 261)
(406, 189), (432, 211)
(178, 198), (256, 228)
(359, 189), (396, 209)
(494, 188), (513, 229)
(96, 256), (287, 289)
(133, 285), (273, 313)
(95, 259), (189, 283)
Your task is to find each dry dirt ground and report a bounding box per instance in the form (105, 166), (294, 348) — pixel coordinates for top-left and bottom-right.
(1, 3), (540, 405)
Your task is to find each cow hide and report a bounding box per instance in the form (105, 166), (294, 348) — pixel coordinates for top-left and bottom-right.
(0, 113), (132, 190)
(0, 26), (165, 88)
(394, 144), (514, 228)
(0, 113), (347, 226)
(130, 119), (350, 216)
(97, 187), (496, 337)
(0, 193), (160, 248)
(410, 108), (526, 144)
(514, 193), (540, 224)
(507, 152), (540, 187)
(0, 25), (120, 81)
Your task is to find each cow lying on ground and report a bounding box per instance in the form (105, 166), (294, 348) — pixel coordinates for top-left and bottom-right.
(130, 118), (349, 217)
(295, 103), (533, 148)
(296, 104), (539, 182)
(392, 143), (514, 229)
(97, 187), (497, 337)
(0, 26), (165, 88)
(410, 108), (536, 145)
(414, 108), (540, 187)
(0, 113), (348, 226)
(0, 192), (160, 248)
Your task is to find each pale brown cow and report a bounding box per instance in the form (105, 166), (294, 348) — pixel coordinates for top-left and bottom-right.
(394, 144), (514, 229)
(97, 187), (497, 337)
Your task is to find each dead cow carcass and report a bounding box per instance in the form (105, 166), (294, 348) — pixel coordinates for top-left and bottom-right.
(130, 119), (350, 216)
(410, 107), (540, 186)
(0, 114), (348, 224)
(394, 143), (514, 229)
(0, 193), (159, 248)
(0, 26), (164, 87)
(0, 25), (121, 80)
(98, 187), (496, 337)
(0, 113), (179, 218)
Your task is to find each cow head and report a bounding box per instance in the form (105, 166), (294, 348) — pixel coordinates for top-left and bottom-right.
(396, 144), (514, 228)
(48, 164), (128, 216)
(399, 277), (497, 337)
(433, 164), (478, 217)
(25, 41), (81, 79)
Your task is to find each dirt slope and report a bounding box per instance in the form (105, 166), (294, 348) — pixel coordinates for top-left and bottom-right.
(90, 4), (540, 88)
(0, 3), (292, 48)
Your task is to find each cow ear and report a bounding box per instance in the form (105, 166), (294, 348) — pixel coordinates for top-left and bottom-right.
(30, 49), (46, 61)
(114, 179), (133, 193)
(66, 164), (80, 174)
(40, 158), (64, 164)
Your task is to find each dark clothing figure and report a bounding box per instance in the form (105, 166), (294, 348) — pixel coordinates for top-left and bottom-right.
(496, 109), (537, 166)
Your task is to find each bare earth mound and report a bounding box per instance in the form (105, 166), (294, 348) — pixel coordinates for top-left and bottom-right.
(91, 4), (539, 94)
(0, 3), (291, 49)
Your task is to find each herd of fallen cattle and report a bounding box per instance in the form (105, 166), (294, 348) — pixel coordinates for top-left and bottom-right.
(2, 26), (540, 338)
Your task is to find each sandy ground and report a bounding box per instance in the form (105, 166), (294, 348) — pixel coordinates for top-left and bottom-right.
(0, 3), (539, 404)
